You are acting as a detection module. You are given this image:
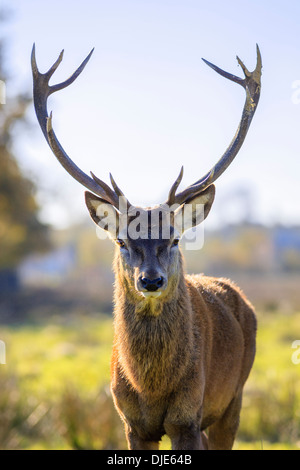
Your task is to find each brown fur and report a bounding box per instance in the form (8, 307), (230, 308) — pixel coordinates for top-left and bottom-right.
(110, 249), (256, 450)
(31, 43), (261, 451)
(85, 187), (256, 449)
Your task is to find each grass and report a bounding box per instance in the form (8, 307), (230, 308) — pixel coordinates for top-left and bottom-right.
(3, 315), (113, 396)
(0, 309), (300, 449)
(235, 310), (300, 449)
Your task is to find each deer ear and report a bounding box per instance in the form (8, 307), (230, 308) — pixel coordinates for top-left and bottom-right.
(174, 185), (215, 234)
(85, 191), (119, 238)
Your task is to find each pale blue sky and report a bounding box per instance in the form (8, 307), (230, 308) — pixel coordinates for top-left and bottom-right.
(3, 0), (300, 228)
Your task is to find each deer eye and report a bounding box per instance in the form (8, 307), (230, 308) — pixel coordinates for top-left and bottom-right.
(172, 238), (180, 247)
(116, 239), (126, 248)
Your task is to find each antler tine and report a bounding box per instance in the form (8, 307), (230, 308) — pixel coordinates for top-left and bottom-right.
(169, 46), (262, 206)
(167, 166), (184, 206)
(109, 173), (125, 198)
(109, 173), (131, 210)
(31, 44), (123, 208)
(51, 49), (95, 93)
(31, 44), (92, 139)
(90, 171), (130, 208)
(201, 58), (244, 86)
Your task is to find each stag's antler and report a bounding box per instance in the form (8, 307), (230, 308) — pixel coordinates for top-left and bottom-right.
(32, 44), (261, 211)
(31, 44), (129, 208)
(167, 45), (262, 205)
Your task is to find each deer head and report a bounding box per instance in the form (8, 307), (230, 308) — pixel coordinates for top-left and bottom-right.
(31, 44), (262, 301)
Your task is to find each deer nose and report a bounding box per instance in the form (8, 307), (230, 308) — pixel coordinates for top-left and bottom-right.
(140, 277), (164, 292)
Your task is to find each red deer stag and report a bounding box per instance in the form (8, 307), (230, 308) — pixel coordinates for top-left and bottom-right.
(31, 45), (261, 450)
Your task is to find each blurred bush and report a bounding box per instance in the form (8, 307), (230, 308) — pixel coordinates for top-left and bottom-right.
(0, 18), (50, 294)
(0, 311), (299, 450)
(57, 387), (126, 450)
(0, 371), (50, 449)
(0, 372), (126, 450)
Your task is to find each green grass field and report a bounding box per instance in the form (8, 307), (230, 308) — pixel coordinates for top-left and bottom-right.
(0, 309), (299, 450)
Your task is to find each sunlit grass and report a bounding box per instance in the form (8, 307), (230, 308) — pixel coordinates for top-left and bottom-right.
(1, 315), (113, 397)
(0, 309), (300, 449)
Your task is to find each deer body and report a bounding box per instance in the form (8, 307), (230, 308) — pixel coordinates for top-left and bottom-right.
(110, 248), (256, 450)
(31, 44), (261, 449)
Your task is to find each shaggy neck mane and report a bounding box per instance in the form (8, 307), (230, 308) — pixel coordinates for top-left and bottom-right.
(112, 250), (195, 396)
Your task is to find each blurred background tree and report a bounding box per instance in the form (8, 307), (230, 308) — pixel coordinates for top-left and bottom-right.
(0, 15), (49, 291)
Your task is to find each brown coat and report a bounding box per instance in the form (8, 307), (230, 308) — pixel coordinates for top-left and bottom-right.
(110, 249), (256, 450)
(31, 44), (261, 451)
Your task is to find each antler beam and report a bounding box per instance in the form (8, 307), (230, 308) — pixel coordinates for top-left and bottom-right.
(31, 44), (128, 208)
(32, 44), (261, 211)
(167, 45), (262, 205)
